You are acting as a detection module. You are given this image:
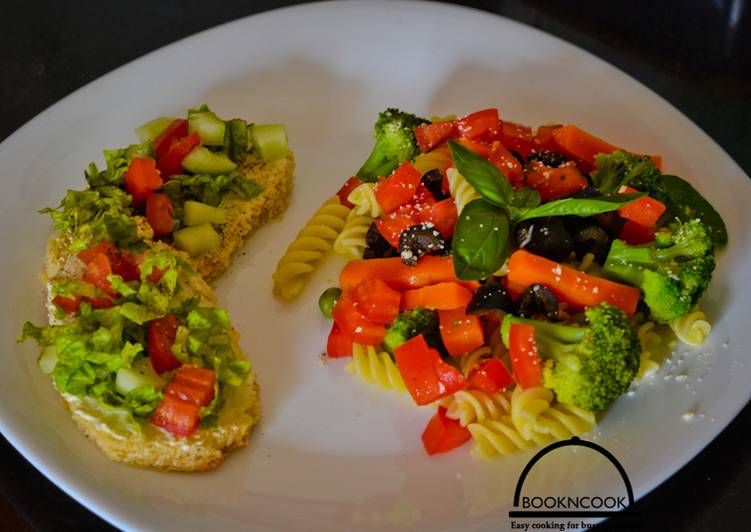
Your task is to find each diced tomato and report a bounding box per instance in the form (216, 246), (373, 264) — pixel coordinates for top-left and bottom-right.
(414, 120), (458, 153)
(157, 132), (201, 178)
(147, 314), (182, 374)
(619, 219), (656, 245)
(422, 406), (472, 455)
(145, 193), (174, 238)
(82, 253), (116, 298)
(508, 323), (542, 389)
(524, 160), (588, 201)
(327, 322), (353, 358)
(457, 137), (492, 159)
(532, 124), (563, 153)
(374, 162), (422, 214)
(457, 109), (500, 140)
(374, 206), (417, 248)
(336, 177), (364, 208)
(331, 291), (387, 345)
(77, 241), (117, 265)
(82, 296), (115, 309)
(123, 156), (163, 205)
(415, 198), (457, 239)
(353, 279), (401, 324)
(617, 186), (666, 228)
(401, 282), (473, 311)
(154, 119), (189, 159)
(151, 394), (200, 437)
(499, 121), (535, 157)
(167, 366), (216, 407)
(468, 358), (514, 395)
(146, 267), (165, 284)
(78, 241), (139, 282)
(489, 141), (523, 185)
(438, 306), (485, 357)
(52, 295), (81, 314)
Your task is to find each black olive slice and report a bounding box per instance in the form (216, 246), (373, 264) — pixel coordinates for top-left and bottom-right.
(467, 282), (514, 316)
(517, 284), (560, 321)
(399, 223), (447, 266)
(515, 217), (574, 262)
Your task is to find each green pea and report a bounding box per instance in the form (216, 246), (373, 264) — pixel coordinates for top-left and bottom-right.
(318, 287), (342, 319)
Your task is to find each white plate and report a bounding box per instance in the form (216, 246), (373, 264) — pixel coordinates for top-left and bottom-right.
(1, 2), (749, 530)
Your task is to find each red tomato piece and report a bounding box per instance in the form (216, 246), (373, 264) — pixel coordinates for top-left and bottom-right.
(336, 176), (364, 208)
(468, 358), (514, 395)
(147, 314), (182, 374)
(489, 141), (523, 185)
(509, 323), (542, 389)
(157, 132), (201, 178)
(52, 295), (81, 314)
(524, 160), (588, 201)
(167, 366), (216, 407)
(123, 156), (163, 205)
(353, 279), (401, 324)
(82, 253), (116, 298)
(457, 109), (500, 140)
(415, 198), (457, 239)
(374, 161), (422, 214)
(145, 193), (174, 238)
(77, 241), (118, 265)
(414, 120), (458, 153)
(532, 124), (564, 153)
(499, 121), (535, 157)
(154, 119), (189, 159)
(422, 406), (471, 455)
(82, 296), (115, 309)
(151, 394), (200, 437)
(438, 307), (484, 357)
(457, 137), (492, 158)
(327, 322), (353, 358)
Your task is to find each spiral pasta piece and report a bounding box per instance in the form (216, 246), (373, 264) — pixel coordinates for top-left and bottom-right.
(272, 196), (350, 300)
(446, 168), (480, 214)
(333, 210), (372, 260)
(468, 417), (553, 459)
(347, 183), (383, 218)
(412, 147), (453, 176)
(444, 390), (510, 427)
(669, 308), (711, 347)
(510, 386), (596, 442)
(345, 343), (407, 392)
(635, 321), (662, 381)
(510, 386), (555, 440)
(460, 346), (493, 377)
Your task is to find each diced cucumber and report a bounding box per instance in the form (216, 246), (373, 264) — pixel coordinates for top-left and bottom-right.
(228, 119), (248, 162)
(135, 116), (176, 143)
(188, 110), (226, 146)
(38, 347), (58, 375)
(183, 200), (227, 226)
(249, 123), (288, 162)
(115, 358), (166, 395)
(181, 146), (237, 175)
(173, 223), (222, 256)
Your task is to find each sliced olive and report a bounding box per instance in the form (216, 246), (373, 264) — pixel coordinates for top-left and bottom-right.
(399, 223), (447, 266)
(573, 224), (611, 263)
(420, 169), (449, 200)
(526, 150), (569, 168)
(363, 222), (398, 260)
(517, 284), (559, 321)
(509, 149), (525, 166)
(467, 282), (514, 316)
(514, 217), (573, 262)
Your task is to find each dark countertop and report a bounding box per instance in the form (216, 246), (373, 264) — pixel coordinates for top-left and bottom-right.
(1, 1), (749, 530)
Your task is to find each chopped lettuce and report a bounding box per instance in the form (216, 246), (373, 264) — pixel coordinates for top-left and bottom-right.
(137, 252), (180, 314)
(162, 171), (263, 207)
(85, 143), (152, 188)
(120, 385), (163, 417)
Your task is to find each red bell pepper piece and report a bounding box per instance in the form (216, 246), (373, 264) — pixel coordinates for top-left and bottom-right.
(524, 160), (588, 201)
(145, 193), (174, 238)
(438, 306), (485, 357)
(154, 119), (189, 158)
(157, 132), (201, 178)
(414, 120), (458, 153)
(619, 220), (656, 245)
(331, 291), (387, 345)
(327, 322), (353, 358)
(508, 323), (542, 389)
(336, 176), (364, 208)
(374, 161), (422, 214)
(374, 205), (417, 248)
(82, 253), (116, 298)
(147, 314), (182, 374)
(489, 141), (523, 185)
(617, 186), (666, 228)
(394, 334), (466, 406)
(123, 156), (163, 205)
(353, 278), (401, 324)
(468, 358), (514, 395)
(52, 295), (82, 314)
(532, 124), (563, 153)
(457, 137), (492, 158)
(422, 406), (471, 455)
(499, 121), (535, 157)
(415, 198), (457, 239)
(457, 109), (500, 140)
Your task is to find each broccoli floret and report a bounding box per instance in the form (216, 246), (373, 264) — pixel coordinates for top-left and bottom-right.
(592, 150), (662, 195)
(603, 219), (715, 322)
(356, 108), (428, 183)
(382, 308), (438, 354)
(503, 303), (640, 411)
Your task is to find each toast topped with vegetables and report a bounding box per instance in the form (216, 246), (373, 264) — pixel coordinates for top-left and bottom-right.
(21, 106), (293, 470)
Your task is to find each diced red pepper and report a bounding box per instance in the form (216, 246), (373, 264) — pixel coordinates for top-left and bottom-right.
(468, 358), (514, 395)
(617, 186), (666, 228)
(336, 176), (364, 209)
(524, 160), (589, 201)
(374, 161), (422, 214)
(327, 322), (353, 358)
(532, 124), (563, 153)
(499, 121), (535, 157)
(157, 132), (201, 178)
(52, 295), (82, 314)
(434, 357), (469, 396)
(147, 314), (182, 374)
(508, 323), (542, 389)
(353, 278), (401, 324)
(394, 334), (467, 405)
(489, 141), (523, 185)
(145, 193), (174, 238)
(619, 220), (656, 245)
(123, 156), (163, 205)
(154, 119), (189, 159)
(414, 120), (458, 153)
(457, 109), (501, 140)
(457, 137), (492, 158)
(438, 306), (485, 357)
(82, 253), (116, 298)
(412, 184), (437, 208)
(331, 291), (386, 345)
(374, 205), (417, 248)
(422, 406), (472, 455)
(415, 198), (457, 239)
(151, 394), (200, 437)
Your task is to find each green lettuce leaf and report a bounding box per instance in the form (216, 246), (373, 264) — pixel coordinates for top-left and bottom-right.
(162, 171), (263, 207)
(85, 143), (152, 188)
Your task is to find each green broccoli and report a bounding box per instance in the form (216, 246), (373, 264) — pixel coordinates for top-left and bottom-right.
(356, 108), (428, 183)
(592, 150), (662, 195)
(603, 219), (715, 322)
(382, 308), (438, 354)
(502, 303), (640, 411)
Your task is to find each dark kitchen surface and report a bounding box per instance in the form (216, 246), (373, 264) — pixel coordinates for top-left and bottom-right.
(0, 1), (749, 531)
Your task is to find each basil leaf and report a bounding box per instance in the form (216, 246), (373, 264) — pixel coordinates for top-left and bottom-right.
(514, 193), (644, 223)
(510, 188), (541, 209)
(659, 174), (727, 246)
(452, 199), (510, 281)
(448, 141), (512, 207)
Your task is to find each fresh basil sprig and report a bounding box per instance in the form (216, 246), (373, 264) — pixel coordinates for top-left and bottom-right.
(448, 140), (642, 280)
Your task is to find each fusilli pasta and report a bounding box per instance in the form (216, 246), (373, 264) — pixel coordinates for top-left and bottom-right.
(333, 210), (372, 260)
(346, 343), (407, 392)
(444, 389), (510, 426)
(272, 196), (350, 300)
(446, 168), (480, 214)
(670, 308), (711, 347)
(468, 417), (553, 458)
(635, 321), (662, 380)
(347, 183), (383, 218)
(460, 346), (493, 377)
(511, 387), (596, 441)
(412, 147), (453, 176)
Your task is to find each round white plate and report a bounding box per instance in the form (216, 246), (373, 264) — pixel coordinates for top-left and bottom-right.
(1, 2), (749, 530)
